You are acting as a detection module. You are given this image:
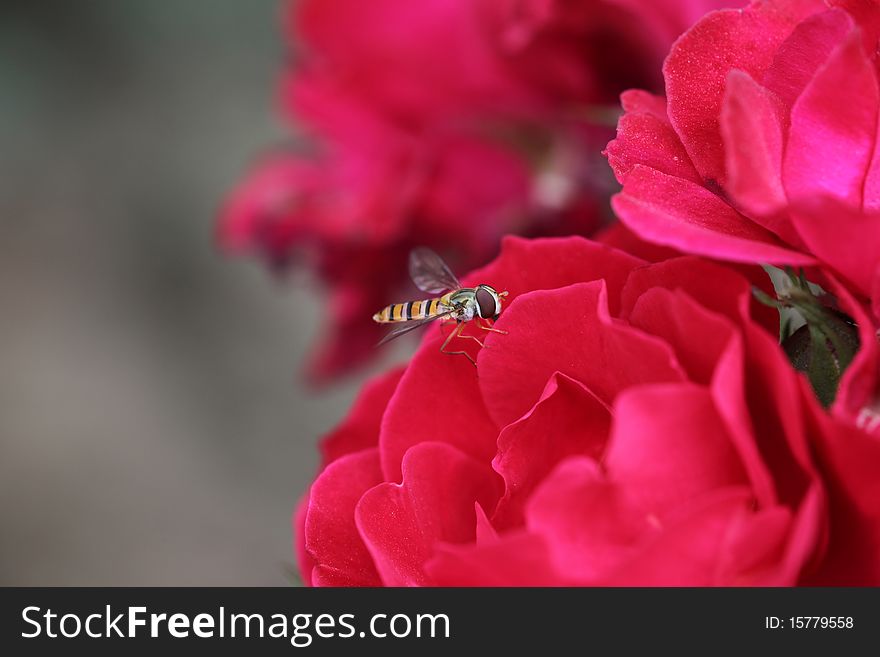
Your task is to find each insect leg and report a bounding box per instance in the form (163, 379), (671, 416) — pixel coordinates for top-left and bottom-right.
(477, 318), (508, 335)
(454, 323), (486, 348)
(439, 321), (461, 352)
(439, 322), (477, 367)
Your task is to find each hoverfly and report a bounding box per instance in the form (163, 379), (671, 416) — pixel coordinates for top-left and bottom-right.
(373, 247), (509, 365)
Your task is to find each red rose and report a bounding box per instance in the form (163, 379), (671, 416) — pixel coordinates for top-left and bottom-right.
(220, 0), (746, 381)
(606, 3), (880, 304)
(297, 237), (880, 585)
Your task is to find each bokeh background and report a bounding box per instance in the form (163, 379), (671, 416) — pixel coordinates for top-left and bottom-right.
(0, 0), (385, 585)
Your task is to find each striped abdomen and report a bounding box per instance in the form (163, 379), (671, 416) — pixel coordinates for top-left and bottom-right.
(373, 295), (450, 323)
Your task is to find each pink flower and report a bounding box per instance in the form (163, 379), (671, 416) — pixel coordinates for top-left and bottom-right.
(606, 1), (880, 305)
(220, 0), (744, 381)
(296, 237), (880, 585)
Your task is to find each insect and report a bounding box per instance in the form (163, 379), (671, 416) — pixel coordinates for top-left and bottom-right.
(373, 247), (509, 366)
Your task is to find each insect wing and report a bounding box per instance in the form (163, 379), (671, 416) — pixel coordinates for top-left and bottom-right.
(409, 247), (460, 294)
(376, 308), (455, 346)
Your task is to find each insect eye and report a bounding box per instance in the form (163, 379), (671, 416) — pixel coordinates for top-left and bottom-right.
(475, 287), (497, 319)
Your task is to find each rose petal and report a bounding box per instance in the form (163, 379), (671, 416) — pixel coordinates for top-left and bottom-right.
(420, 136), (532, 236)
(831, 0), (880, 54)
(605, 0), (750, 60)
(777, 482), (826, 583)
(740, 322), (818, 507)
(305, 449), (383, 587)
(379, 331), (499, 482)
(293, 494), (315, 587)
(715, 505), (794, 585)
(600, 487), (759, 585)
(320, 366), (405, 467)
(465, 235), (644, 317)
(295, 0), (522, 123)
(807, 412), (880, 584)
(525, 457), (655, 581)
(761, 8), (854, 114)
(620, 256), (778, 332)
(710, 331), (779, 508)
(663, 0), (823, 183)
(217, 153), (317, 261)
(627, 287), (736, 385)
(784, 27), (880, 209)
(790, 196), (880, 298)
(703, 486), (826, 585)
(478, 281), (686, 427)
(492, 372), (612, 528)
(612, 166), (816, 266)
(595, 221), (683, 263)
(867, 132), (880, 213)
(605, 383), (749, 514)
(475, 502), (498, 544)
(356, 442), (502, 586)
(605, 90), (702, 186)
(615, 491), (803, 586)
(822, 272), (880, 432)
(721, 70), (789, 224)
(875, 272), (880, 323)
(619, 88), (668, 121)
(426, 531), (567, 586)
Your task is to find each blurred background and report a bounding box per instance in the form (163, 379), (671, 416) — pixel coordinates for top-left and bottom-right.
(0, 0), (379, 585)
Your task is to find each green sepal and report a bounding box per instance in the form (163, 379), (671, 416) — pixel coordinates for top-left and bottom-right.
(807, 324), (842, 408)
(770, 276), (860, 408)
